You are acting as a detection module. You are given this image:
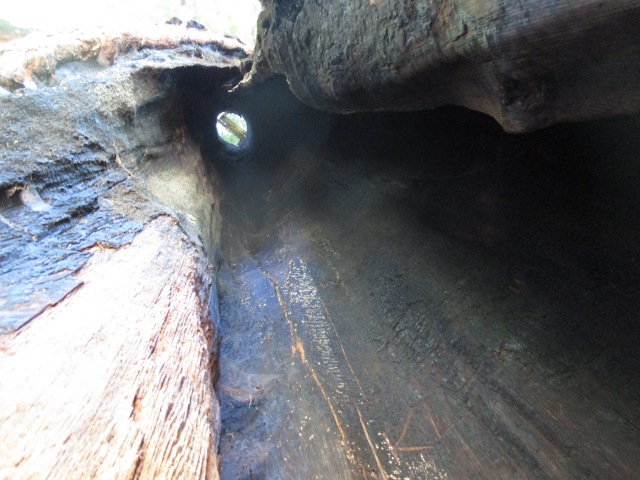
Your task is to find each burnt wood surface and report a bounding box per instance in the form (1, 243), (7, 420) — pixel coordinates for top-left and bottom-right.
(246, 0), (640, 132)
(210, 79), (640, 479)
(0, 216), (220, 479)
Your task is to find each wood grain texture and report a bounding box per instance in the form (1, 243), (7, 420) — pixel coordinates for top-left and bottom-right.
(213, 100), (640, 478)
(245, 0), (640, 132)
(0, 216), (220, 479)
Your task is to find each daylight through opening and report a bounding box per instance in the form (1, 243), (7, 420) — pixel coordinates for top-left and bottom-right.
(216, 111), (249, 147)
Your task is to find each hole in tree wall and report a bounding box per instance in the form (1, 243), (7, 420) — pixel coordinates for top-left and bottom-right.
(216, 111), (250, 150)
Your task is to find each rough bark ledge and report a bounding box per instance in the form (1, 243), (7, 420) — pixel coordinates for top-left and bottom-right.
(245, 0), (640, 132)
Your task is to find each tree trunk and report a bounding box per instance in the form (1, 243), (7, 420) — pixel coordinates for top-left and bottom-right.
(245, 0), (640, 132)
(0, 216), (220, 479)
(0, 27), (248, 479)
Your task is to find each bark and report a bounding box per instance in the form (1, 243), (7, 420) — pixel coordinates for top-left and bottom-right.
(0, 27), (248, 478)
(245, 0), (640, 132)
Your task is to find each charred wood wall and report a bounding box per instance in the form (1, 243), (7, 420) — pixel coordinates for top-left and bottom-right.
(246, 0), (640, 132)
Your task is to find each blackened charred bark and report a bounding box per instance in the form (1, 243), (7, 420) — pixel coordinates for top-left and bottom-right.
(246, 0), (640, 132)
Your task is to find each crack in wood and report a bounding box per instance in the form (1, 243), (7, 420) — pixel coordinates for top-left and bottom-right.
(259, 262), (355, 465)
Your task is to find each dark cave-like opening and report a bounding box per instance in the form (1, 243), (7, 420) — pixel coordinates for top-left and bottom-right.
(179, 71), (640, 478)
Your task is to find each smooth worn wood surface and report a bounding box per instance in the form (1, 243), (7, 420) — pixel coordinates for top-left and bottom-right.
(0, 216), (220, 479)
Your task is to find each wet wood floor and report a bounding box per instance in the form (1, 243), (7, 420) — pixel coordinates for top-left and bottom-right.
(212, 99), (640, 479)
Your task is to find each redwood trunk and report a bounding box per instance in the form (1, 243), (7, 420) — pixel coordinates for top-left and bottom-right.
(247, 0), (640, 132)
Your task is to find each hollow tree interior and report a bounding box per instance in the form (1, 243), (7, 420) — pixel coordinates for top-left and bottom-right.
(1, 3), (639, 478)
